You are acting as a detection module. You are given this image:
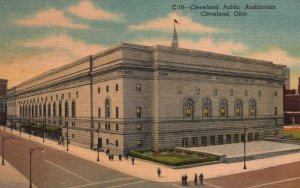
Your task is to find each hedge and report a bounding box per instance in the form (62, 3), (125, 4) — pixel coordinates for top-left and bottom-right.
(129, 148), (219, 166)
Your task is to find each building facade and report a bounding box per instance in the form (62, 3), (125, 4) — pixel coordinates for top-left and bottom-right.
(284, 77), (300, 125)
(6, 43), (286, 154)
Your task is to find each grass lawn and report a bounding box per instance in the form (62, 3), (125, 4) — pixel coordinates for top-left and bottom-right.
(284, 129), (300, 140)
(130, 150), (219, 166)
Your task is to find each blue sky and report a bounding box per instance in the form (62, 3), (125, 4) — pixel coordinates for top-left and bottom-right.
(0, 0), (299, 88)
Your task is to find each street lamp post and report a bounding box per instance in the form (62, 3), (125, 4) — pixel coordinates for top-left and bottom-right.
(66, 122), (69, 151)
(243, 126), (248, 170)
(97, 128), (100, 162)
(29, 147), (44, 188)
(42, 122), (45, 143)
(1, 136), (15, 165)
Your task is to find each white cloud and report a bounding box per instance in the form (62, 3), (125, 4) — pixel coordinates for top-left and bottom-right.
(137, 37), (248, 55)
(247, 47), (300, 66)
(1, 35), (107, 87)
(23, 34), (105, 59)
(129, 13), (224, 33)
(14, 9), (88, 29)
(67, 1), (122, 21)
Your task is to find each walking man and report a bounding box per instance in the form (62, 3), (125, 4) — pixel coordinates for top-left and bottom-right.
(199, 173), (204, 185)
(132, 157), (135, 165)
(184, 174), (188, 185)
(157, 167), (161, 177)
(119, 154), (122, 161)
(194, 173), (198, 185)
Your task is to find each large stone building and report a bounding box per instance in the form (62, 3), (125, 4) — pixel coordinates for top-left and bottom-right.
(6, 43), (286, 154)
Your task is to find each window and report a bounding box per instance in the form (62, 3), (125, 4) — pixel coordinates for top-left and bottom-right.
(53, 102), (56, 117)
(35, 105), (38, 117)
(106, 86), (109, 93)
(217, 135), (223, 145)
(72, 101), (76, 118)
(105, 123), (110, 130)
(72, 133), (75, 139)
(248, 133), (253, 142)
(106, 139), (109, 145)
(115, 140), (118, 147)
(202, 98), (212, 118)
(274, 107), (278, 116)
(59, 103), (62, 117)
(115, 84), (118, 91)
(51, 96), (53, 101)
(136, 107), (141, 118)
(136, 124), (142, 130)
(226, 135), (232, 144)
(184, 98), (194, 118)
(177, 87), (182, 94)
(98, 87), (100, 94)
(76, 92), (79, 98)
(274, 91), (277, 96)
(137, 140), (142, 147)
(116, 124), (119, 131)
(258, 90), (261, 97)
(192, 137), (198, 147)
(182, 138), (188, 147)
(235, 99), (243, 117)
(255, 132), (259, 141)
(210, 136), (215, 145)
(65, 101), (69, 117)
(43, 104), (46, 117)
(136, 84), (141, 92)
(97, 122), (100, 129)
(214, 89), (218, 96)
(241, 134), (245, 142)
(48, 103), (51, 117)
(98, 108), (101, 118)
(249, 98), (256, 117)
(234, 134), (239, 143)
(116, 107), (119, 118)
(219, 99), (228, 118)
(105, 98), (110, 118)
(72, 121), (75, 127)
(201, 136), (207, 146)
(56, 95), (58, 100)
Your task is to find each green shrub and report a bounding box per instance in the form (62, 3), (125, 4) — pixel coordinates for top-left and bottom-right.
(129, 148), (219, 166)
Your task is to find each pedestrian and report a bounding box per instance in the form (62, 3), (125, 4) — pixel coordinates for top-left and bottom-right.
(157, 167), (161, 177)
(183, 174), (188, 185)
(131, 157), (135, 165)
(108, 154), (111, 161)
(106, 149), (110, 156)
(181, 175), (185, 186)
(111, 154), (114, 160)
(194, 173), (198, 185)
(199, 173), (204, 185)
(119, 154), (122, 161)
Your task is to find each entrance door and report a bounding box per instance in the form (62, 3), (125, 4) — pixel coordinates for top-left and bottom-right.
(218, 135), (223, 145)
(182, 138), (188, 147)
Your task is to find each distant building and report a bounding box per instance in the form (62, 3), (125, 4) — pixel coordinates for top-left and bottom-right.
(0, 79), (8, 125)
(283, 67), (290, 89)
(284, 77), (300, 125)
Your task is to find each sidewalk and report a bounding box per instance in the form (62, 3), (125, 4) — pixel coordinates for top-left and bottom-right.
(5, 129), (300, 183)
(0, 160), (35, 188)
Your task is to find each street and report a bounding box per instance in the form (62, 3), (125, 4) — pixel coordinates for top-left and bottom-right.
(0, 130), (174, 188)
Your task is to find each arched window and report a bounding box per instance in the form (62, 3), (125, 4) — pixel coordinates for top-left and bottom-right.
(31, 104), (34, 117)
(249, 98), (256, 117)
(72, 101), (76, 118)
(20, 106), (22, 117)
(65, 101), (69, 117)
(202, 98), (212, 118)
(219, 99), (228, 118)
(48, 103), (51, 117)
(43, 103), (46, 117)
(59, 102), (62, 117)
(39, 104), (42, 116)
(29, 105), (31, 117)
(105, 98), (111, 118)
(25, 105), (28, 117)
(183, 98), (194, 118)
(53, 102), (56, 117)
(235, 99), (243, 117)
(35, 105), (38, 117)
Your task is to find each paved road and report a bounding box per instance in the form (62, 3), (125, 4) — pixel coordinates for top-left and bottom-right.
(0, 130), (174, 188)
